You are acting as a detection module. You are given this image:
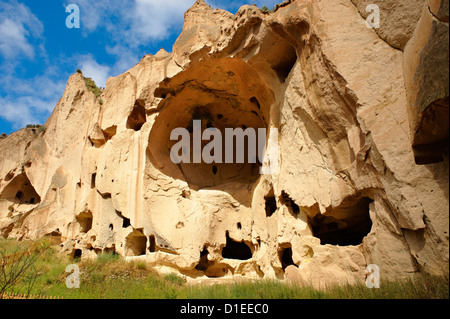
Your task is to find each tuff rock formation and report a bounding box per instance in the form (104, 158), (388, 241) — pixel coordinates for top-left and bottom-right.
(0, 0), (448, 288)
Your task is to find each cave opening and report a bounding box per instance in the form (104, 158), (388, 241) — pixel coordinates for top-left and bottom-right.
(195, 247), (209, 271)
(280, 191), (300, 217)
(412, 97), (449, 165)
(308, 197), (374, 246)
(103, 125), (117, 142)
(122, 217), (131, 228)
(0, 173), (41, 205)
(148, 235), (156, 253)
(76, 211), (93, 233)
(91, 173), (96, 189)
(15, 191), (23, 200)
(222, 231), (252, 260)
(157, 105), (266, 188)
(272, 44), (297, 83)
(126, 100), (146, 131)
(125, 230), (147, 256)
(264, 188), (277, 217)
(115, 210), (131, 228)
(148, 58), (274, 190)
(72, 249), (82, 259)
(278, 246), (296, 271)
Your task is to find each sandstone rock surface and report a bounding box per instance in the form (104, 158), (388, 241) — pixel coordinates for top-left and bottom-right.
(0, 0), (448, 287)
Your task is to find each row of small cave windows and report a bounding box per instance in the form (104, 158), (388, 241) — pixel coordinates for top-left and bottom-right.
(71, 241), (296, 273)
(77, 213), (130, 234)
(78, 195), (372, 248)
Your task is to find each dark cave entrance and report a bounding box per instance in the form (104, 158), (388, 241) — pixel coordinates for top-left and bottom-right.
(0, 173), (41, 205)
(148, 58), (274, 190)
(264, 188), (277, 217)
(222, 231), (252, 260)
(72, 249), (82, 259)
(126, 100), (146, 131)
(125, 230), (147, 256)
(308, 197), (374, 246)
(148, 235), (156, 253)
(278, 245), (296, 271)
(76, 211), (93, 233)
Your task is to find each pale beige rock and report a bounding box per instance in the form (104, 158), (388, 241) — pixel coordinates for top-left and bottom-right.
(403, 0), (449, 165)
(0, 0), (448, 288)
(351, 0), (425, 50)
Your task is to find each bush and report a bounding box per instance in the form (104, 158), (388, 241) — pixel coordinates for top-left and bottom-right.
(261, 5), (273, 13)
(25, 124), (46, 135)
(0, 239), (51, 297)
(37, 126), (47, 134)
(83, 77), (103, 98)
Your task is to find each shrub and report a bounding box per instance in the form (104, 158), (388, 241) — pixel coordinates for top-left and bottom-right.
(0, 239), (51, 297)
(37, 126), (47, 134)
(261, 6), (273, 13)
(83, 77), (103, 98)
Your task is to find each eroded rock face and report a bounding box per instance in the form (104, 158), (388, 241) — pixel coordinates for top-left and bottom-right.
(0, 0), (448, 287)
(404, 0), (449, 165)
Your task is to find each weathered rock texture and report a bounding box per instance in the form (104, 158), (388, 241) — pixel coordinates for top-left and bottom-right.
(0, 0), (448, 287)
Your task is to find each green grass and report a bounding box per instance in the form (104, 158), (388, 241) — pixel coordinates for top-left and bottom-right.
(75, 69), (103, 99)
(1, 239), (448, 299)
(83, 77), (103, 98)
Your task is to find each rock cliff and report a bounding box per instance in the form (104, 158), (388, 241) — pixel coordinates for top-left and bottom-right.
(0, 0), (448, 287)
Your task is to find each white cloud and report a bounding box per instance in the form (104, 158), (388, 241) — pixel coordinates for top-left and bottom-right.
(76, 54), (111, 88)
(0, 0), (286, 132)
(0, 18), (34, 58)
(0, 73), (66, 129)
(0, 99), (36, 128)
(0, 0), (44, 59)
(67, 0), (195, 81)
(130, 0), (193, 41)
(71, 0), (194, 45)
(106, 44), (140, 75)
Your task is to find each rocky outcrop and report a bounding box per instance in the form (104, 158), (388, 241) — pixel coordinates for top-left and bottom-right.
(404, 0), (449, 165)
(0, 0), (448, 287)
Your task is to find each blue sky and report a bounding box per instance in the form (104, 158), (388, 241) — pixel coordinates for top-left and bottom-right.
(0, 0), (281, 135)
